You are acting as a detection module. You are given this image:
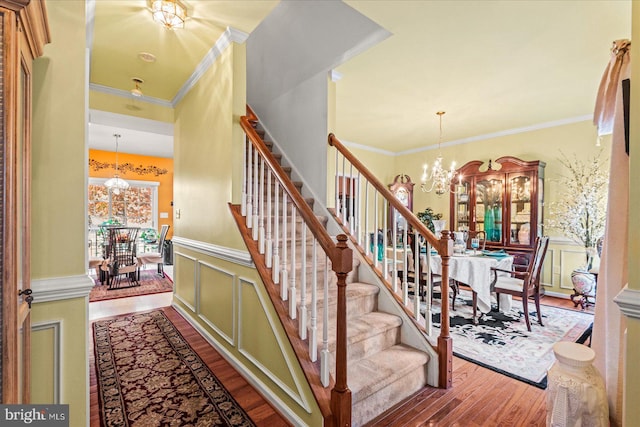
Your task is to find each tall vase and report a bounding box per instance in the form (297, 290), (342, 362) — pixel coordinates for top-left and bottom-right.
(484, 207), (495, 242)
(493, 205), (502, 242)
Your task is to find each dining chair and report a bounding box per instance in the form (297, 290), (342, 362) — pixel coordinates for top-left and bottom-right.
(106, 227), (140, 289)
(491, 236), (550, 331)
(137, 224), (170, 278)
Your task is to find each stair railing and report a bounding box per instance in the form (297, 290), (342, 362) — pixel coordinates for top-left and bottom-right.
(328, 133), (454, 389)
(240, 107), (353, 426)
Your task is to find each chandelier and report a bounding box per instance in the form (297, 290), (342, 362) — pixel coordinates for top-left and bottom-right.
(104, 134), (130, 195)
(151, 0), (187, 30)
(420, 111), (459, 195)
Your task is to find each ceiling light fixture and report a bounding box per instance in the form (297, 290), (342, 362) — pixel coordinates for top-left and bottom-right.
(420, 111), (460, 196)
(138, 52), (157, 63)
(151, 0), (187, 30)
(104, 134), (130, 195)
(131, 77), (144, 97)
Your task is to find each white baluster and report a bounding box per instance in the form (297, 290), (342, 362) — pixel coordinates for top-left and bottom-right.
(383, 200), (388, 278)
(334, 150), (339, 217)
(258, 157), (265, 252)
(413, 229), (421, 321)
(272, 185), (280, 284)
(241, 136), (247, 216)
(424, 242), (433, 335)
(349, 163), (355, 234)
(266, 170), (273, 267)
(392, 221), (398, 293)
(246, 142), (253, 228)
(356, 171), (362, 246)
(402, 226), (409, 305)
(299, 225), (307, 340)
(281, 193), (288, 301)
(309, 239), (318, 362)
(252, 148), (259, 240)
(374, 192), (379, 268)
(321, 254), (330, 387)
(341, 156), (347, 225)
(365, 182), (370, 257)
(289, 207), (297, 319)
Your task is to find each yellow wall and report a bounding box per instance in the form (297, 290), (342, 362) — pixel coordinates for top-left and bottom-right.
(30, 298), (88, 427)
(172, 247), (322, 426)
(172, 41), (321, 424)
(31, 1), (88, 425)
(88, 149), (174, 239)
(173, 44), (244, 248)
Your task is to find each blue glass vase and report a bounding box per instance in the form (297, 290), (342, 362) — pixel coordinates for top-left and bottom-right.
(493, 205), (502, 241)
(484, 207), (495, 242)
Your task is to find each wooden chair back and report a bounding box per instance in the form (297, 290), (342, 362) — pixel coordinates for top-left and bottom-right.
(157, 224), (170, 256)
(526, 236), (550, 293)
(108, 227), (139, 276)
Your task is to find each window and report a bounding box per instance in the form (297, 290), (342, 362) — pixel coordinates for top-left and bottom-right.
(88, 178), (159, 256)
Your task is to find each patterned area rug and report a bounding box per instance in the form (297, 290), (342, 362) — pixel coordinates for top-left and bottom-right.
(89, 270), (173, 302)
(429, 292), (593, 388)
(94, 310), (256, 426)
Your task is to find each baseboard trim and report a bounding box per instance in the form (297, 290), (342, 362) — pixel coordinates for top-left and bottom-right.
(614, 285), (640, 320)
(542, 290), (572, 299)
(171, 303), (309, 427)
(31, 275), (94, 303)
(172, 236), (253, 267)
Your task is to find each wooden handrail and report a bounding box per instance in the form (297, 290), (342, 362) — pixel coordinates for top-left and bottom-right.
(329, 132), (453, 389)
(328, 134), (450, 256)
(241, 108), (354, 423)
(241, 116), (338, 260)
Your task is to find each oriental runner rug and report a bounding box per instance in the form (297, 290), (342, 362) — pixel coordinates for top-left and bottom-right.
(93, 310), (256, 426)
(429, 292), (593, 389)
(90, 270), (173, 302)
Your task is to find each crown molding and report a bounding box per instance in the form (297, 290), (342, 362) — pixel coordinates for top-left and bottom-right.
(172, 236), (253, 267)
(89, 83), (173, 108)
(171, 27), (249, 107)
(329, 69), (343, 82)
(341, 139), (396, 156)
(614, 285), (640, 320)
(396, 114), (594, 156)
(31, 275), (94, 303)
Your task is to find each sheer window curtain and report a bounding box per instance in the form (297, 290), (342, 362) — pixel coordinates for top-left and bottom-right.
(592, 39), (630, 427)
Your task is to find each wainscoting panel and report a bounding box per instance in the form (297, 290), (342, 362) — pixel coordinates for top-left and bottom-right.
(237, 278), (312, 413)
(31, 320), (61, 404)
(198, 261), (235, 346)
(174, 251), (197, 311)
(559, 248), (587, 290)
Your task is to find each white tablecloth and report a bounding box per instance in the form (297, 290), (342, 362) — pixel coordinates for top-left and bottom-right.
(428, 253), (514, 314)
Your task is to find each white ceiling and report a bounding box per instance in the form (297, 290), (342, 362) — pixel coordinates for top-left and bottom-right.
(87, 1), (632, 157)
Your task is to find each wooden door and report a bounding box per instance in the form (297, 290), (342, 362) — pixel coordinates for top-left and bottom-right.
(0, 0), (49, 403)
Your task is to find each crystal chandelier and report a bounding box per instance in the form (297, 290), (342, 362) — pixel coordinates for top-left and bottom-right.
(104, 134), (129, 195)
(151, 0), (187, 30)
(420, 111), (459, 196)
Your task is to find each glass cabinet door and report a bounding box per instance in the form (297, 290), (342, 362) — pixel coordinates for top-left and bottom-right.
(475, 177), (504, 243)
(509, 173), (533, 246)
(453, 179), (471, 231)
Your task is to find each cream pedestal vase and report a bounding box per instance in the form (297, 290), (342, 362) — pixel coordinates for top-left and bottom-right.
(546, 342), (608, 427)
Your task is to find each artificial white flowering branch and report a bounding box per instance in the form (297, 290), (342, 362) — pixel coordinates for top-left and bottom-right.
(546, 151), (608, 250)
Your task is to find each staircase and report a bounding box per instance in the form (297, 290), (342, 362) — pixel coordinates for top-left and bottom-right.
(237, 109), (435, 426)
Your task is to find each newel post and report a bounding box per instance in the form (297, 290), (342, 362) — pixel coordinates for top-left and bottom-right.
(438, 231), (454, 389)
(331, 234), (353, 427)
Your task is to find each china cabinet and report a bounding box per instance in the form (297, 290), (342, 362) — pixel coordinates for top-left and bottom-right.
(450, 156), (545, 267)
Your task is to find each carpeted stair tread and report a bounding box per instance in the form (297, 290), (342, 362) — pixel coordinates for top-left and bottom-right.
(326, 311), (401, 350)
(348, 344), (429, 404)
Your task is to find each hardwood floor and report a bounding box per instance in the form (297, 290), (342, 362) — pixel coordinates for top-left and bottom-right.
(364, 294), (594, 427)
(89, 289), (592, 427)
(89, 303), (291, 427)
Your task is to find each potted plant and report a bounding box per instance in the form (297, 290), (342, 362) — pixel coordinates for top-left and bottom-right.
(546, 151), (607, 304)
(416, 208), (444, 234)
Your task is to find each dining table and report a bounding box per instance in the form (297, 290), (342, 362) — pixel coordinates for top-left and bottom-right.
(427, 251), (514, 315)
